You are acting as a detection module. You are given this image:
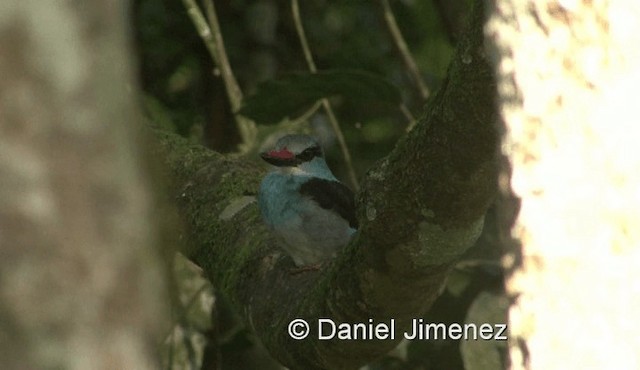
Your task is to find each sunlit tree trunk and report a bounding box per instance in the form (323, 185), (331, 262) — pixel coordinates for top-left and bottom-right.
(487, 1), (640, 368)
(0, 1), (169, 368)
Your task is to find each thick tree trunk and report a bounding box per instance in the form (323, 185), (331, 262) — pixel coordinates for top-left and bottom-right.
(487, 0), (640, 368)
(0, 1), (169, 368)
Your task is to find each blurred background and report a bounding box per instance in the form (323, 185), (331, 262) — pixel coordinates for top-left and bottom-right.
(133, 0), (470, 179)
(130, 1), (510, 369)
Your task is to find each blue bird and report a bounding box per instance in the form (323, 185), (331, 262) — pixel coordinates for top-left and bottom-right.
(258, 134), (358, 266)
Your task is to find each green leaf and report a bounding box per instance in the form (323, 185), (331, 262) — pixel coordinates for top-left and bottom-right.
(238, 69), (402, 125)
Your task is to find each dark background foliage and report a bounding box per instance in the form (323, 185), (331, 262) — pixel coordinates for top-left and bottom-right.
(131, 1), (507, 369)
(133, 0), (468, 175)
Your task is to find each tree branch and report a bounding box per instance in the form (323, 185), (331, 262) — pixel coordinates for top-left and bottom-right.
(154, 0), (497, 368)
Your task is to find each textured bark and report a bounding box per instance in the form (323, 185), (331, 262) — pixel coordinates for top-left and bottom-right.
(154, 1), (498, 369)
(0, 1), (168, 368)
(487, 0), (640, 369)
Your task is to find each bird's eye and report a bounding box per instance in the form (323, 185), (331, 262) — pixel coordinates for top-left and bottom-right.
(297, 146), (321, 161)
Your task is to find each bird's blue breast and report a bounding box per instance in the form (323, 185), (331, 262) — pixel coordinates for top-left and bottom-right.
(257, 159), (354, 266)
(258, 158), (337, 228)
(258, 172), (304, 228)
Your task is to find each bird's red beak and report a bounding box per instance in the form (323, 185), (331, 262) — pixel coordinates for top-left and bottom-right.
(260, 148), (296, 167)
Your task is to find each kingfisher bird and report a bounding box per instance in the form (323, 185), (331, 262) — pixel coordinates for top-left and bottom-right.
(258, 134), (358, 266)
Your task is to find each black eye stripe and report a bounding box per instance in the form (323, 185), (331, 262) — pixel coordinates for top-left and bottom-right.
(296, 146), (322, 162)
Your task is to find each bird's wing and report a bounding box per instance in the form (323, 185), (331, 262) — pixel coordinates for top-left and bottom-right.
(299, 178), (358, 229)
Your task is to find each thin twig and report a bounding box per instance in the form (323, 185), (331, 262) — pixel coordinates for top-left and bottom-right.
(291, 0), (359, 190)
(292, 0), (317, 74)
(400, 103), (417, 131)
(379, 0), (430, 101)
(181, 0), (256, 153)
(202, 0), (242, 110)
(181, 0), (215, 59)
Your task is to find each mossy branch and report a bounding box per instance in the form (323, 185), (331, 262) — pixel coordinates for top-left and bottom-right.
(154, 1), (497, 368)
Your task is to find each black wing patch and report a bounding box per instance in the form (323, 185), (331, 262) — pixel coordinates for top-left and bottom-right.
(299, 178), (358, 229)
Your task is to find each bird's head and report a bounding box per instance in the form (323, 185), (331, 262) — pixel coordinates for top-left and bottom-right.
(260, 134), (329, 176)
